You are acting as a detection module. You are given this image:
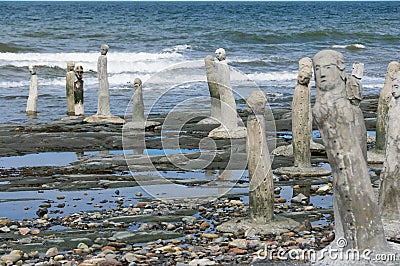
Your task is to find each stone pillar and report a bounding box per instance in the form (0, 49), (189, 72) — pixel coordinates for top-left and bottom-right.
(375, 62), (399, 152)
(97, 44), (111, 117)
(246, 91), (274, 223)
(66, 61), (75, 115)
(292, 57), (312, 168)
(26, 65), (38, 115)
(74, 65), (84, 116)
(208, 48), (246, 139)
(379, 70), (400, 221)
(312, 50), (388, 253)
(198, 55), (221, 125)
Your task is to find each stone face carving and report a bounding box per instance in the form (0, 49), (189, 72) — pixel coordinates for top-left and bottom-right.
(66, 61), (75, 115)
(375, 62), (400, 152)
(74, 65), (84, 116)
(26, 65), (38, 114)
(97, 44), (111, 117)
(246, 91), (274, 223)
(198, 55), (221, 125)
(292, 57), (312, 168)
(313, 50), (388, 252)
(208, 48), (246, 139)
(379, 71), (400, 221)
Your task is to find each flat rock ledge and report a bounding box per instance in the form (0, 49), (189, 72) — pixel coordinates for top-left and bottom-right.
(84, 115), (125, 124)
(208, 126), (247, 139)
(216, 216), (300, 237)
(274, 166), (331, 177)
(272, 142), (326, 157)
(123, 120), (161, 130)
(367, 149), (385, 164)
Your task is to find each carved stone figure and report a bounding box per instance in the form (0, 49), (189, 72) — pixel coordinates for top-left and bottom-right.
(198, 55), (221, 125)
(96, 44), (111, 116)
(124, 78), (160, 130)
(313, 50), (388, 254)
(26, 65), (38, 114)
(66, 61), (75, 115)
(84, 44), (124, 124)
(246, 91), (274, 223)
(292, 57), (312, 168)
(208, 48), (246, 139)
(375, 62), (400, 152)
(379, 71), (400, 221)
(74, 66), (84, 116)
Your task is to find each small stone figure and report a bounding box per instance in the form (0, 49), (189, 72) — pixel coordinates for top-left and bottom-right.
(66, 61), (75, 115)
(84, 44), (124, 123)
(124, 78), (160, 130)
(26, 65), (38, 115)
(346, 62), (364, 106)
(313, 50), (388, 255)
(198, 55), (221, 125)
(379, 70), (400, 222)
(375, 61), (400, 152)
(208, 48), (246, 139)
(74, 66), (84, 116)
(292, 57), (312, 168)
(246, 91), (274, 223)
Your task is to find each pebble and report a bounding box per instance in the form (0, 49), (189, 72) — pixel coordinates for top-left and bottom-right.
(18, 227), (30, 235)
(45, 247), (58, 258)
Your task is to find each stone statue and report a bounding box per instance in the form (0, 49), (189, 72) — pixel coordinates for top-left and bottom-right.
(96, 44), (111, 116)
(313, 50), (388, 254)
(375, 61), (400, 152)
(84, 44), (124, 123)
(26, 65), (38, 115)
(66, 61), (75, 115)
(74, 65), (84, 116)
(292, 57), (312, 168)
(198, 55), (221, 125)
(346, 62), (364, 106)
(246, 91), (274, 223)
(124, 78), (160, 130)
(208, 48), (246, 139)
(379, 70), (400, 221)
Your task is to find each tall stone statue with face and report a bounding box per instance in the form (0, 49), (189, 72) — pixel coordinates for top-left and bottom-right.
(97, 44), (111, 116)
(66, 61), (75, 115)
(74, 65), (84, 116)
(313, 50), (388, 255)
(26, 65), (38, 114)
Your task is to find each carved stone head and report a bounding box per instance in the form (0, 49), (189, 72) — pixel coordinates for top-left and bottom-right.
(387, 61), (400, 79)
(313, 50), (345, 92)
(100, 44), (109, 55)
(67, 61), (75, 72)
(205, 55), (215, 68)
(392, 71), (400, 99)
(28, 65), (36, 75)
(75, 66), (83, 80)
(134, 78), (142, 91)
(247, 91), (267, 115)
(215, 48), (226, 62)
(297, 57), (313, 85)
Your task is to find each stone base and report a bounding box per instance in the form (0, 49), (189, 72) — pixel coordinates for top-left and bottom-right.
(383, 219), (400, 239)
(272, 141), (325, 156)
(274, 166), (331, 177)
(26, 110), (37, 116)
(197, 117), (220, 125)
(83, 115), (125, 124)
(74, 103), (84, 116)
(124, 121), (161, 130)
(60, 116), (83, 121)
(208, 126), (247, 139)
(367, 149), (385, 164)
(216, 216), (300, 237)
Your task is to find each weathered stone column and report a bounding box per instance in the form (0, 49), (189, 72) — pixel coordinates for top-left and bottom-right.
(379, 71), (400, 222)
(66, 61), (75, 115)
(124, 78), (159, 130)
(74, 65), (84, 116)
(198, 55), (221, 125)
(26, 65), (38, 115)
(84, 44), (124, 124)
(375, 62), (399, 152)
(208, 48), (246, 139)
(246, 91), (274, 223)
(292, 57), (312, 168)
(313, 50), (388, 255)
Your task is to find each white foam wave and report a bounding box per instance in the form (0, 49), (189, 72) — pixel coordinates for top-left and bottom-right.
(162, 44), (192, 53)
(247, 71), (297, 82)
(332, 44), (366, 49)
(0, 52), (183, 74)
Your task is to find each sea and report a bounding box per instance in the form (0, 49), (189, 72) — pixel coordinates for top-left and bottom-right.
(0, 1), (399, 125)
